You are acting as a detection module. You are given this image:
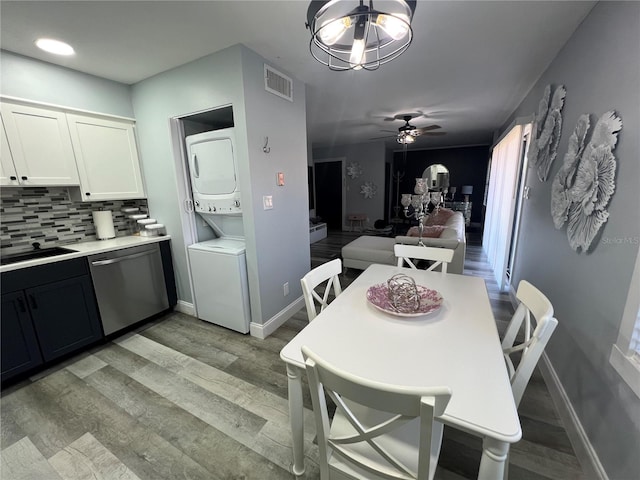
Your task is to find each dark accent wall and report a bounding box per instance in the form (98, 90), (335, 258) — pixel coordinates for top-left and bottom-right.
(392, 145), (490, 223)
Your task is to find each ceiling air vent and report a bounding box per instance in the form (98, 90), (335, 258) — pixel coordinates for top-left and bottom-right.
(264, 64), (293, 102)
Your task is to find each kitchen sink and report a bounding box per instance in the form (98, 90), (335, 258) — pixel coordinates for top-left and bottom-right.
(1, 247), (77, 266)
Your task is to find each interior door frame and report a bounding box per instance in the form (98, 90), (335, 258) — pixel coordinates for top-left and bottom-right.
(314, 157), (346, 231)
(484, 115), (533, 291)
(505, 123), (532, 290)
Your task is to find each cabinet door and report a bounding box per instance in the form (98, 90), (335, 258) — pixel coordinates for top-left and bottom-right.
(27, 276), (102, 362)
(1, 292), (44, 382)
(0, 114), (19, 186)
(0, 102), (79, 186)
(67, 114), (145, 201)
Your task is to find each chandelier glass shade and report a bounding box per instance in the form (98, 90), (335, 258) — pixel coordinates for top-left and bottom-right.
(306, 0), (416, 71)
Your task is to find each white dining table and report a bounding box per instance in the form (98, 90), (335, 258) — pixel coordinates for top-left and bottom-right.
(280, 263), (521, 479)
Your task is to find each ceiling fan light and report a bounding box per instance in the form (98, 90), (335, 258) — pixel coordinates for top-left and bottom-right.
(397, 134), (414, 144)
(375, 13), (410, 40)
(319, 16), (352, 45)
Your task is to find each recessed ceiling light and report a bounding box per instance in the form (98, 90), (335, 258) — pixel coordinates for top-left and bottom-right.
(35, 38), (75, 56)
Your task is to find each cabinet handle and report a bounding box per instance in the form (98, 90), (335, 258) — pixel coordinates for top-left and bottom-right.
(86, 192), (91, 196)
(91, 248), (156, 266)
(10, 176), (17, 181)
(28, 294), (38, 310)
(21, 176), (28, 181)
(17, 297), (26, 313)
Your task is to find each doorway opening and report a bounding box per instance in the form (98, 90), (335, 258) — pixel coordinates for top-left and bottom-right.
(313, 157), (345, 231)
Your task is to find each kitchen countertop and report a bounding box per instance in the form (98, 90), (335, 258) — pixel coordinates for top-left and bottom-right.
(0, 235), (171, 273)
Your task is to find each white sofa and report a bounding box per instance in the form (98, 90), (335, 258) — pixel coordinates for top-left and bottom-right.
(341, 210), (467, 274)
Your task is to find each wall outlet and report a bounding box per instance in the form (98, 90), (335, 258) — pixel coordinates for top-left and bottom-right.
(283, 282), (289, 296)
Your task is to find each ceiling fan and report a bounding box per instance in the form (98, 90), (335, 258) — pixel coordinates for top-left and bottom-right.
(373, 114), (446, 144)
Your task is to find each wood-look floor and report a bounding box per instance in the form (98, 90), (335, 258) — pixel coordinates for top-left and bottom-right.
(0, 230), (585, 479)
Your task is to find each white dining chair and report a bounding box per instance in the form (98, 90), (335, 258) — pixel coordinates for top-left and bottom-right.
(502, 280), (559, 407)
(394, 244), (454, 274)
(302, 345), (451, 480)
(300, 258), (343, 322)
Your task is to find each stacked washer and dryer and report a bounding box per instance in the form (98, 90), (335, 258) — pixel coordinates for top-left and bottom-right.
(185, 128), (251, 334)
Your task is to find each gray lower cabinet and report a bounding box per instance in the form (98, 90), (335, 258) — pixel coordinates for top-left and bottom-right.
(1, 291), (44, 380)
(1, 258), (102, 384)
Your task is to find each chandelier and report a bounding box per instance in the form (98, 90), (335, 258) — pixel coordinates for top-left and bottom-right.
(401, 178), (443, 245)
(306, 0), (417, 71)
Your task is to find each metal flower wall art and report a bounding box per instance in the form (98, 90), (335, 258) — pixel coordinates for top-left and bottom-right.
(551, 114), (590, 229)
(346, 162), (363, 179)
(551, 111), (623, 252)
(360, 182), (377, 199)
(528, 84), (567, 182)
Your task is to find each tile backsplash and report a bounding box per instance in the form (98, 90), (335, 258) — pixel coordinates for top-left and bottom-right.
(1, 187), (149, 255)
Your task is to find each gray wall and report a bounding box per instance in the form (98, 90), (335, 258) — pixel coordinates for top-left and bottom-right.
(130, 45), (245, 305)
(313, 141), (386, 229)
(131, 44), (309, 324)
(1, 51), (133, 117)
(502, 2), (640, 477)
(240, 47), (309, 321)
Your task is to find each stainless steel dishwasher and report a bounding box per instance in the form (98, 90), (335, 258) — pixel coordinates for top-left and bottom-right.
(88, 243), (169, 335)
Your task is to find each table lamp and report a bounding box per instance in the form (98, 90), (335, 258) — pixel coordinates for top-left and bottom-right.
(461, 185), (473, 203)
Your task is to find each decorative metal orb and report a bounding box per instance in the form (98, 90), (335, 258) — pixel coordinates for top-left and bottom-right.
(387, 273), (420, 312)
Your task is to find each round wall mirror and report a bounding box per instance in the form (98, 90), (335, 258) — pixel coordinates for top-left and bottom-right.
(422, 164), (450, 190)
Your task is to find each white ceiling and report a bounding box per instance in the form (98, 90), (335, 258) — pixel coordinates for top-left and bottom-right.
(0, 1), (596, 150)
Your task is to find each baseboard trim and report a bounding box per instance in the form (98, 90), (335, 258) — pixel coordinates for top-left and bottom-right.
(538, 350), (609, 480)
(175, 300), (196, 317)
(250, 296), (305, 339)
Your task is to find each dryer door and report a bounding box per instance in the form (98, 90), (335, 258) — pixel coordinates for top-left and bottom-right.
(189, 136), (236, 195)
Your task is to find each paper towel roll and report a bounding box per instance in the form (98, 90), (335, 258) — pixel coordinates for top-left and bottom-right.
(93, 210), (115, 240)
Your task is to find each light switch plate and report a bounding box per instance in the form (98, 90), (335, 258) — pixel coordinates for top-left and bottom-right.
(263, 195), (273, 210)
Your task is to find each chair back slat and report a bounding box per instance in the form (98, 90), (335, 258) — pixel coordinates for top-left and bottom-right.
(503, 280), (558, 407)
(301, 259), (343, 321)
(303, 346), (451, 480)
(394, 245), (454, 274)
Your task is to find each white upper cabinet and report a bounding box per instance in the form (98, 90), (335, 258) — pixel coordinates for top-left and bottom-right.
(0, 102), (79, 186)
(0, 114), (18, 186)
(0, 99), (146, 201)
(66, 114), (146, 201)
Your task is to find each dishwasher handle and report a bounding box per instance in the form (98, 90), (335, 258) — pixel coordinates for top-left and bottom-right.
(91, 248), (157, 266)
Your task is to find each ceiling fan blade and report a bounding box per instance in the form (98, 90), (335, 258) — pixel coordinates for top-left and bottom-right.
(421, 131), (447, 136)
(380, 129), (398, 133)
(369, 135), (397, 140)
(416, 125), (442, 134)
